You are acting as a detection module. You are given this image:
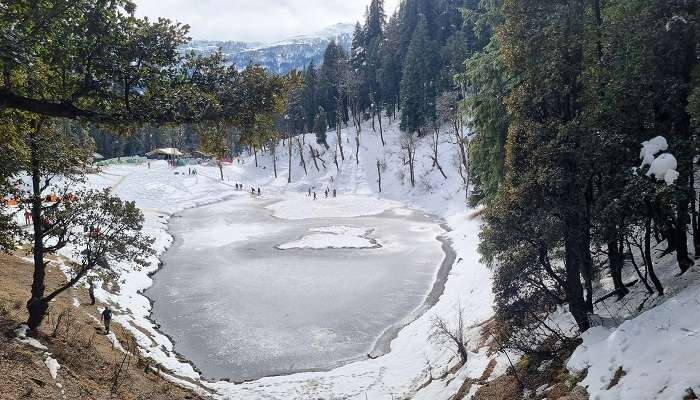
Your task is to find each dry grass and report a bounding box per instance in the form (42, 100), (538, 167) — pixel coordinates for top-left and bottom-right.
(0, 252), (203, 400)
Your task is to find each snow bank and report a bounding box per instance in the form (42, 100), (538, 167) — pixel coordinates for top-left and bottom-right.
(568, 284), (700, 399)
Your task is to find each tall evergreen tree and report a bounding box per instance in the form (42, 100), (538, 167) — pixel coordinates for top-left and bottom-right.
(400, 19), (437, 134)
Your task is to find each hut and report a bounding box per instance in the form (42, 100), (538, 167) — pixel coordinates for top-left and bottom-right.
(145, 148), (184, 160)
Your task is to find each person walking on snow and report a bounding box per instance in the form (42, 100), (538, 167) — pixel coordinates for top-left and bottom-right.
(313, 192), (317, 200)
(24, 209), (31, 226)
(333, 189), (337, 198)
(88, 281), (96, 305)
(101, 306), (113, 334)
(257, 187), (261, 196)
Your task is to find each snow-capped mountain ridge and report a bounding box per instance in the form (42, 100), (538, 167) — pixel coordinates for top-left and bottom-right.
(183, 23), (354, 74)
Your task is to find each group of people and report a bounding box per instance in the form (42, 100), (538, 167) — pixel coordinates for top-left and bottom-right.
(187, 167), (198, 175)
(233, 183), (261, 196)
(307, 187), (337, 200)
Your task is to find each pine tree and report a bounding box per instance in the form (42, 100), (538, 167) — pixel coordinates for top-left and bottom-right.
(302, 62), (319, 132)
(313, 107), (329, 148)
(400, 19), (436, 135)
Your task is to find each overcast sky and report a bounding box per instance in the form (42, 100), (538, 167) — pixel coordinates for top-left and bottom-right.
(133, 0), (401, 43)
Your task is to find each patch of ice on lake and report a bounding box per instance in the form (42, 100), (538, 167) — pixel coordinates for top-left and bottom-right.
(277, 226), (379, 250)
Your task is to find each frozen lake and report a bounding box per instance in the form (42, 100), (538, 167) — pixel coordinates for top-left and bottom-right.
(147, 196), (450, 382)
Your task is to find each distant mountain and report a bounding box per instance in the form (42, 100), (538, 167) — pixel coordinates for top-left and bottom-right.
(182, 23), (355, 74)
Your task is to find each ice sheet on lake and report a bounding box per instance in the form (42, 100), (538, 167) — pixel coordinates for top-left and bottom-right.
(276, 226), (380, 250)
(147, 198), (445, 382)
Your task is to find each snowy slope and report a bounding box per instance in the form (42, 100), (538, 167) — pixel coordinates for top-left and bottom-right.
(70, 118), (511, 400)
(43, 114), (700, 399)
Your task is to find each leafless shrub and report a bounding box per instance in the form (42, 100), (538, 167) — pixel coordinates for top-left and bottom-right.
(430, 304), (469, 367)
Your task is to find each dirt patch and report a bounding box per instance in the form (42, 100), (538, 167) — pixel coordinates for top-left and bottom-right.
(606, 366), (626, 390)
(0, 252), (203, 400)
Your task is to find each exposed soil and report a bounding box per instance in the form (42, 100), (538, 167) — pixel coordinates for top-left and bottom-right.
(0, 252), (203, 400)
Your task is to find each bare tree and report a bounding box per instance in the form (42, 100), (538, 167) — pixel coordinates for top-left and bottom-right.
(309, 144), (321, 172)
(437, 91), (469, 195)
(430, 304), (469, 367)
(429, 122), (448, 180)
(401, 133), (417, 187)
(288, 131), (293, 183)
(296, 138), (307, 175)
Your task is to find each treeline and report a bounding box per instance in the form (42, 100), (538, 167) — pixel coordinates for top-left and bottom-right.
(283, 0), (483, 143)
(463, 0), (699, 353)
(92, 0), (482, 164)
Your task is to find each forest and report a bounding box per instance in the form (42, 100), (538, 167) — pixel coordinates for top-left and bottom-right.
(1, 0), (699, 394)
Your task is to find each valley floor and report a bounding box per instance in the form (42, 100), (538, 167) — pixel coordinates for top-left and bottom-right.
(5, 118), (700, 399)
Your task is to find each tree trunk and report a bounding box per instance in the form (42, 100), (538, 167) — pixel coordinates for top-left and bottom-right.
(625, 239), (654, 294)
(563, 175), (591, 332)
(645, 216), (664, 295)
(377, 160), (382, 193)
(674, 198), (692, 274)
(378, 113), (385, 146)
(607, 238), (628, 298)
(691, 170), (700, 257)
(297, 138), (307, 175)
(309, 145), (320, 172)
(288, 135), (293, 183)
(271, 143), (278, 178)
(336, 118), (345, 161)
(407, 142), (415, 187)
(27, 119), (48, 331)
(564, 218), (591, 332)
(254, 148), (258, 168)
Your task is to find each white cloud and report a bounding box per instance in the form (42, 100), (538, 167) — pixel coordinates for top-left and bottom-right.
(133, 0), (401, 43)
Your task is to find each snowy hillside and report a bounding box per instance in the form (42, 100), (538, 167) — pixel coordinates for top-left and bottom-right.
(183, 23), (354, 74)
(53, 117), (700, 399)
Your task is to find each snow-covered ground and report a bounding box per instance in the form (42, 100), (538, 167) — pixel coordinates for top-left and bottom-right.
(13, 115), (700, 399)
(12, 111), (688, 400)
(65, 118), (507, 399)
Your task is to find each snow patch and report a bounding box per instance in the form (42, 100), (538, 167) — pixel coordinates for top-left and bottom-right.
(277, 226), (379, 250)
(267, 196), (402, 220)
(568, 285), (700, 399)
(44, 355), (60, 380)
